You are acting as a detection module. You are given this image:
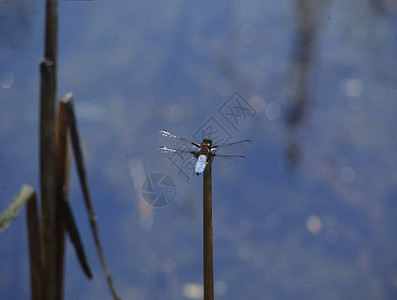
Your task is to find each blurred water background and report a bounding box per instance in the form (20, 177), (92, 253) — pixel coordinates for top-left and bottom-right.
(1, 1), (397, 299)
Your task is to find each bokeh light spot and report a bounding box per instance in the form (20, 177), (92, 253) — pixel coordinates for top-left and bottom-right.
(250, 95), (266, 113)
(183, 283), (203, 299)
(265, 102), (281, 120)
(339, 166), (355, 184)
(343, 78), (363, 97)
(306, 215), (323, 235)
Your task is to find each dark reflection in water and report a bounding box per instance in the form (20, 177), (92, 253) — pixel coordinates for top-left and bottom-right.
(285, 0), (329, 168)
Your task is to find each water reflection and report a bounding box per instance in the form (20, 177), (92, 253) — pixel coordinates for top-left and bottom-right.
(285, 0), (329, 167)
(1, 1), (397, 299)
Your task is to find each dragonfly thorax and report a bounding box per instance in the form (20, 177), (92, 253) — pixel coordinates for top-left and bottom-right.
(198, 138), (213, 157)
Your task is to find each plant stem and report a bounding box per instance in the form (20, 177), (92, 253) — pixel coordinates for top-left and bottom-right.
(40, 0), (58, 298)
(26, 188), (42, 300)
(54, 94), (71, 299)
(203, 161), (214, 300)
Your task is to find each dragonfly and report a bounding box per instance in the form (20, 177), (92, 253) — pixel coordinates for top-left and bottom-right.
(159, 129), (252, 175)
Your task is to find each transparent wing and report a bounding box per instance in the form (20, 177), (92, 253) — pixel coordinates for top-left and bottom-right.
(159, 129), (199, 151)
(158, 146), (195, 155)
(158, 146), (198, 162)
(212, 140), (252, 154)
(212, 154), (247, 167)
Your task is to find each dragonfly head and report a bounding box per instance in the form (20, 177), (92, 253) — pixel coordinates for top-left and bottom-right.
(202, 138), (212, 147)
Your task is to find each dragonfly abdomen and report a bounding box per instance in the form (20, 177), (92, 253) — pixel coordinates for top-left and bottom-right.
(195, 155), (207, 175)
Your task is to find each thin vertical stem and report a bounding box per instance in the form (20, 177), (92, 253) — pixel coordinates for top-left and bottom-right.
(203, 161), (214, 300)
(40, 0), (58, 299)
(26, 189), (42, 300)
(44, 0), (58, 62)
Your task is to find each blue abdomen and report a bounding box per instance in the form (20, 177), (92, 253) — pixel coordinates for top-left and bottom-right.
(195, 155), (207, 175)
